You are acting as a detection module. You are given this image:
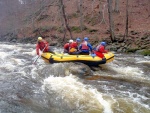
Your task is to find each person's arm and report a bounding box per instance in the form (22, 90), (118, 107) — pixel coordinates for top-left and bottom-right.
(64, 44), (68, 50)
(41, 41), (49, 52)
(79, 44), (82, 50)
(87, 43), (93, 51)
(36, 44), (40, 55)
(44, 41), (49, 48)
(63, 44), (69, 53)
(103, 49), (108, 53)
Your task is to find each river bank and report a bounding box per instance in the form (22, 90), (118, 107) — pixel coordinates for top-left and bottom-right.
(0, 31), (149, 56)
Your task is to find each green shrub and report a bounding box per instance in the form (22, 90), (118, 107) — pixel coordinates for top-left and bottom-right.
(68, 13), (79, 19)
(57, 27), (64, 33)
(40, 26), (51, 32)
(140, 50), (150, 56)
(37, 15), (49, 21)
(88, 29), (98, 33)
(127, 48), (139, 53)
(71, 26), (81, 33)
(33, 26), (52, 33)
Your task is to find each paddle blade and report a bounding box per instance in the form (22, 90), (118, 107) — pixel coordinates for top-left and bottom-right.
(90, 53), (96, 57)
(32, 55), (40, 64)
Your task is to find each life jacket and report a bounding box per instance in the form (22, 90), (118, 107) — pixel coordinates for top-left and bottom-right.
(38, 42), (45, 50)
(70, 42), (78, 49)
(96, 45), (107, 53)
(81, 41), (89, 50)
(69, 42), (78, 52)
(36, 41), (49, 55)
(38, 41), (49, 51)
(94, 45), (107, 58)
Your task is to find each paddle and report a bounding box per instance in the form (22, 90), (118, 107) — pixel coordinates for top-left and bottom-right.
(90, 53), (96, 57)
(89, 50), (96, 57)
(33, 46), (46, 64)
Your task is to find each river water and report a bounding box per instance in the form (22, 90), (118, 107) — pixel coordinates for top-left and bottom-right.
(0, 42), (149, 113)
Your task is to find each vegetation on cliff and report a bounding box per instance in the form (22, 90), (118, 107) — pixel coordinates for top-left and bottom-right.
(0, 0), (149, 55)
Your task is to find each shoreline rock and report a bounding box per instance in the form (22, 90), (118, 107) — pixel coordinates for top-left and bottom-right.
(0, 32), (149, 56)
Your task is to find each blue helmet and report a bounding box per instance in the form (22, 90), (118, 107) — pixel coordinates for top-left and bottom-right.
(76, 38), (80, 42)
(84, 37), (88, 41)
(101, 42), (106, 46)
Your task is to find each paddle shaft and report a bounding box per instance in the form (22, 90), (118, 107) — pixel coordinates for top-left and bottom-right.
(33, 46), (47, 64)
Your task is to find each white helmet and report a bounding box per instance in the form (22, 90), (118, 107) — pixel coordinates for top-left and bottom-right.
(38, 37), (42, 41)
(69, 39), (73, 43)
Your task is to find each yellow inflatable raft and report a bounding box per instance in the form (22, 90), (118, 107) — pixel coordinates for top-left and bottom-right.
(41, 52), (114, 66)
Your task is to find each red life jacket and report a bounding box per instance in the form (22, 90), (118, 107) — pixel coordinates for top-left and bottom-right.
(69, 42), (78, 49)
(36, 41), (49, 55)
(38, 42), (45, 50)
(81, 41), (89, 50)
(96, 45), (108, 53)
(69, 42), (79, 52)
(94, 45), (108, 58)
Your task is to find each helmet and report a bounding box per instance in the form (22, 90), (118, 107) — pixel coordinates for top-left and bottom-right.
(101, 42), (106, 46)
(84, 37), (88, 41)
(38, 37), (42, 41)
(76, 38), (80, 42)
(69, 39), (73, 43)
